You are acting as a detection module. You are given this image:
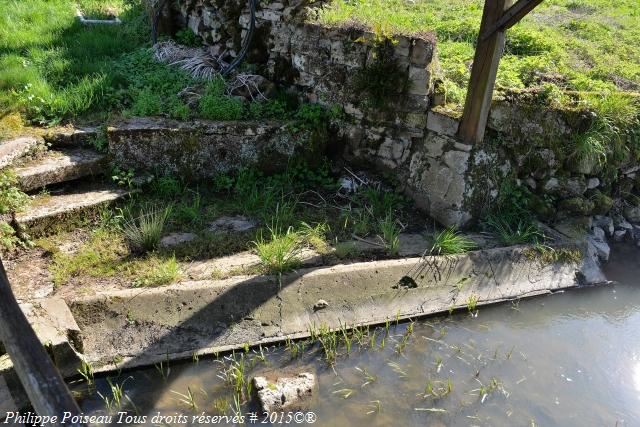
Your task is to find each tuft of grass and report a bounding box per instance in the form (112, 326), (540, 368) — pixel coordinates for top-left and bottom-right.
(334, 241), (359, 259)
(299, 221), (330, 253)
(430, 226), (477, 255)
(121, 205), (172, 252)
(485, 215), (542, 246)
(254, 225), (302, 274)
(378, 212), (401, 255)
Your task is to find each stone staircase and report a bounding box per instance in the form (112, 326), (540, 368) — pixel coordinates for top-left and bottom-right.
(1, 128), (133, 237)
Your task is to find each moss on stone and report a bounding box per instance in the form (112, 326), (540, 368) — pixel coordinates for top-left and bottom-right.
(589, 190), (613, 215)
(353, 38), (408, 110)
(558, 196), (595, 216)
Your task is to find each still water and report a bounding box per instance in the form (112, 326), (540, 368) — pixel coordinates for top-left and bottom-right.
(77, 244), (640, 426)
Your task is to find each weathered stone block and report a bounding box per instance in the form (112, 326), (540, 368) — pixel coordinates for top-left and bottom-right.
(410, 38), (434, 65)
(427, 111), (459, 136)
(108, 118), (323, 180)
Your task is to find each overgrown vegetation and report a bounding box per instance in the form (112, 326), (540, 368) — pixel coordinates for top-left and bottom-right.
(0, 170), (29, 214)
(353, 24), (408, 109)
(0, 0), (341, 127)
(121, 205), (172, 252)
(313, 0), (640, 108)
(482, 181), (546, 246)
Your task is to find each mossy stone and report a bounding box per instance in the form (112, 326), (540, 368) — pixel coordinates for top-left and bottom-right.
(590, 190), (613, 215)
(558, 197), (595, 216)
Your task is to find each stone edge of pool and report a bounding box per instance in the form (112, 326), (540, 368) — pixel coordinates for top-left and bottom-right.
(1, 242), (607, 412)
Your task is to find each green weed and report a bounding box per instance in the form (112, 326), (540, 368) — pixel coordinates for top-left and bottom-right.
(378, 213), (401, 255)
(254, 225), (301, 274)
(198, 78), (244, 120)
(485, 215), (542, 245)
(129, 255), (180, 287)
(121, 205), (172, 252)
(0, 170), (29, 214)
(430, 227), (477, 255)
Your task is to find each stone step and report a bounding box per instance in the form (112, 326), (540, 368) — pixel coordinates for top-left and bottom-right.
(43, 126), (99, 148)
(13, 147), (108, 191)
(0, 136), (43, 169)
(14, 181), (133, 236)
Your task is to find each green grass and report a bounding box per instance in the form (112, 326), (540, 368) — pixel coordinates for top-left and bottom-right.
(484, 215), (542, 246)
(254, 225), (302, 274)
(46, 228), (180, 287)
(0, 0), (151, 125)
(313, 0), (640, 107)
(121, 205), (172, 252)
(0, 170), (30, 214)
(430, 226), (477, 255)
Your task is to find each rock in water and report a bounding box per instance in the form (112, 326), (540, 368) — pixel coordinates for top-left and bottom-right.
(253, 373), (315, 413)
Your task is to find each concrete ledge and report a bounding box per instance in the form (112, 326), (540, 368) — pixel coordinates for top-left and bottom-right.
(68, 245), (588, 372)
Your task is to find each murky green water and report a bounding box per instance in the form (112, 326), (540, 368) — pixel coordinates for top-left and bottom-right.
(76, 244), (640, 426)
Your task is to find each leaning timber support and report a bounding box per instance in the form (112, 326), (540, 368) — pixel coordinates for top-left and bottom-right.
(0, 258), (85, 426)
(457, 0), (513, 144)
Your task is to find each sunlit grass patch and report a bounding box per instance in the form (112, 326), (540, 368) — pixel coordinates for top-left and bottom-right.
(129, 254), (180, 287)
(430, 226), (477, 255)
(49, 228), (128, 287)
(254, 225), (302, 274)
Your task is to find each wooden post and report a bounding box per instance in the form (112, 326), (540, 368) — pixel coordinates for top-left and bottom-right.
(0, 258), (85, 426)
(457, 0), (513, 144)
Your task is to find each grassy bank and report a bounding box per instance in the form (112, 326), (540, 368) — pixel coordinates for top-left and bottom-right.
(312, 0), (640, 106)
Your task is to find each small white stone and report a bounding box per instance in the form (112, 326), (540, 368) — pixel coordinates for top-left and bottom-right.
(587, 177), (600, 189)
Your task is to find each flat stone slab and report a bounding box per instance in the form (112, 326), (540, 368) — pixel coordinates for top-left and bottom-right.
(14, 182), (132, 236)
(13, 147), (107, 191)
(43, 126), (99, 147)
(0, 136), (41, 169)
(160, 232), (198, 247)
(107, 117), (320, 180)
(184, 233), (430, 280)
(208, 215), (257, 233)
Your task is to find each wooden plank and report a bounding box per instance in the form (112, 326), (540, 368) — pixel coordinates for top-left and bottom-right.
(482, 0), (544, 40)
(0, 259), (85, 426)
(457, 0), (513, 144)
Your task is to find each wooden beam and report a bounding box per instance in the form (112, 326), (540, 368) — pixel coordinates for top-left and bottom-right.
(0, 258), (85, 426)
(482, 0), (544, 40)
(457, 0), (513, 144)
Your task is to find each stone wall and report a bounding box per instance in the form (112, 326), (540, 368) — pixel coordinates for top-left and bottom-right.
(174, 1), (640, 230)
